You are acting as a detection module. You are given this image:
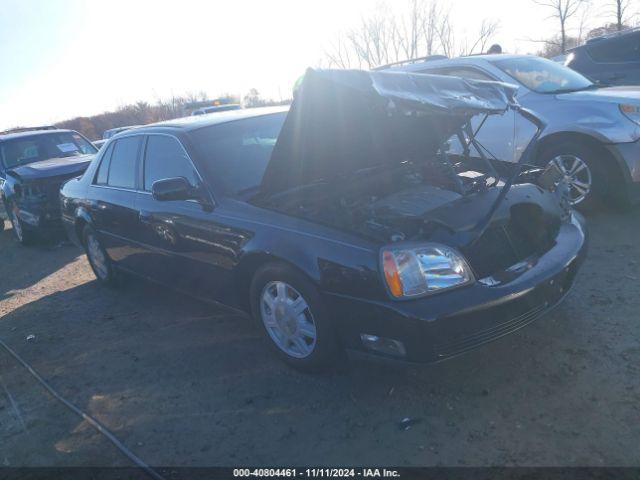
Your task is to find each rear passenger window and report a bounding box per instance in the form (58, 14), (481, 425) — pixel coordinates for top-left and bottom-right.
(143, 135), (198, 191)
(94, 143), (114, 185)
(107, 136), (141, 189)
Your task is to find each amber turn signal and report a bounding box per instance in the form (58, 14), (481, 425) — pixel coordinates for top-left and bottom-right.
(383, 251), (404, 297)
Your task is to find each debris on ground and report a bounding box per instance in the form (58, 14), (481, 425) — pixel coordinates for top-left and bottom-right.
(399, 417), (421, 431)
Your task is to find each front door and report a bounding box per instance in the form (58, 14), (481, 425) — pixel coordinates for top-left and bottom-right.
(131, 134), (231, 298)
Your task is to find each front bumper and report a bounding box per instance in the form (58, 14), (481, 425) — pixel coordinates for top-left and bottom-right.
(13, 202), (65, 234)
(326, 213), (587, 363)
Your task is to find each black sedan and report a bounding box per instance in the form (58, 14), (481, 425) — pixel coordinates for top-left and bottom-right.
(61, 69), (587, 370)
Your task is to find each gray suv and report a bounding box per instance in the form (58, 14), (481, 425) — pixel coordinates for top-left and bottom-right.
(387, 54), (640, 209)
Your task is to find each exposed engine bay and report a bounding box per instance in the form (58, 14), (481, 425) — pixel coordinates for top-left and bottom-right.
(256, 68), (572, 278)
(262, 156), (569, 278)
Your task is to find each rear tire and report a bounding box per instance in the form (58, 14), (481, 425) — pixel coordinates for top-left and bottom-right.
(250, 262), (341, 372)
(82, 224), (118, 286)
(537, 141), (609, 212)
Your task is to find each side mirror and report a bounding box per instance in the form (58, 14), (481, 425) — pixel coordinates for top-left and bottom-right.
(152, 177), (195, 202)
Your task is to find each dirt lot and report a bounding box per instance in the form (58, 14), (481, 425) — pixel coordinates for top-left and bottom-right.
(0, 207), (639, 468)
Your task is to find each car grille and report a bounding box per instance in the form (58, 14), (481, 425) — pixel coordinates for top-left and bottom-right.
(434, 302), (548, 359)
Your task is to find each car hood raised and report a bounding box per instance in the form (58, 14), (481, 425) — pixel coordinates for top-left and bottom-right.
(260, 68), (518, 196)
(557, 85), (640, 104)
(6, 155), (94, 182)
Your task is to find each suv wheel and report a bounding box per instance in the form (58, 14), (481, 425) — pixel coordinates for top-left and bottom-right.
(250, 262), (340, 371)
(538, 141), (608, 211)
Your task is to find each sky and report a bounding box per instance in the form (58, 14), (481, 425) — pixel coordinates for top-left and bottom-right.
(0, 0), (586, 130)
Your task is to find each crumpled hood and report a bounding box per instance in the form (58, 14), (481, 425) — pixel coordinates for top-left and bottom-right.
(557, 85), (640, 104)
(260, 68), (518, 196)
(7, 155), (94, 181)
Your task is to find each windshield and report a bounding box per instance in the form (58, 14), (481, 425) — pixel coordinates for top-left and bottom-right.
(492, 56), (594, 93)
(0, 131), (97, 169)
(190, 112), (287, 195)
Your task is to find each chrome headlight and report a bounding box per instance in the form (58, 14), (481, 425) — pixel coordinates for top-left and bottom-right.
(381, 243), (474, 299)
(619, 104), (640, 126)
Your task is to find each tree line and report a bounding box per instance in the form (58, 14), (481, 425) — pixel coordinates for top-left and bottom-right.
(55, 90), (289, 141)
(323, 0), (638, 68)
(54, 0), (636, 139)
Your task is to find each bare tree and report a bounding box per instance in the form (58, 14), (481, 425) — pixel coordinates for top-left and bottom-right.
(608, 0), (634, 30)
(533, 0), (587, 53)
(436, 9), (455, 58)
(437, 13), (499, 57)
(422, 1), (440, 55)
(324, 0), (500, 68)
(466, 19), (501, 55)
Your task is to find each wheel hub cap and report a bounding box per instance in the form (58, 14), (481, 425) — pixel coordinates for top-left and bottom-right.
(260, 281), (317, 358)
(551, 154), (592, 205)
(87, 234), (108, 280)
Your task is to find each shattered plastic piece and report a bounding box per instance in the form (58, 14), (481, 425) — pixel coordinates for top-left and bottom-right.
(399, 417), (422, 431)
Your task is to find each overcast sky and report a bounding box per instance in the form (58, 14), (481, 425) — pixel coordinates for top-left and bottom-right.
(0, 0), (599, 130)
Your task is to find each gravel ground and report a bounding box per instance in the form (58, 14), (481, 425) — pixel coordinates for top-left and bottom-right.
(0, 208), (639, 468)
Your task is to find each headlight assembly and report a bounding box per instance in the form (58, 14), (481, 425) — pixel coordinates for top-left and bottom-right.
(619, 104), (640, 126)
(381, 243), (474, 299)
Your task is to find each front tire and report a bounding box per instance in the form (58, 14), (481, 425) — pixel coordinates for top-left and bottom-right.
(250, 262), (340, 372)
(9, 205), (35, 245)
(82, 225), (118, 286)
(538, 141), (608, 211)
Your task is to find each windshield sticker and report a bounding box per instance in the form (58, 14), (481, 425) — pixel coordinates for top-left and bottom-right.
(57, 143), (79, 153)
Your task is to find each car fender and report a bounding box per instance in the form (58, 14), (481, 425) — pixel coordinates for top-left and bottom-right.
(525, 96), (640, 144)
(232, 225), (383, 312)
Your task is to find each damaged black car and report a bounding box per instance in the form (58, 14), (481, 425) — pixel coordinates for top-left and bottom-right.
(60, 69), (587, 371)
(1, 128), (97, 244)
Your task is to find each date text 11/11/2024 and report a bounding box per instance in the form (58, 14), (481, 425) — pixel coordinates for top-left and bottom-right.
(233, 468), (401, 478)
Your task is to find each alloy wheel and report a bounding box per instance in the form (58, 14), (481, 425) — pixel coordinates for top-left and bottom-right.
(550, 154), (593, 205)
(260, 281), (317, 359)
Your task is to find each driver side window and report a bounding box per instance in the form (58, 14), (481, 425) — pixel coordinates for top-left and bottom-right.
(143, 135), (199, 192)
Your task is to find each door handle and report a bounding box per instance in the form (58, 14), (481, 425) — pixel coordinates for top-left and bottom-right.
(139, 210), (152, 225)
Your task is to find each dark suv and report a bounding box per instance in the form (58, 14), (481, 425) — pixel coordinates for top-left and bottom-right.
(0, 129), (97, 244)
(567, 28), (640, 86)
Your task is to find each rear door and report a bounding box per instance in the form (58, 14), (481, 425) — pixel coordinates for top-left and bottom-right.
(421, 66), (517, 162)
(88, 135), (144, 272)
